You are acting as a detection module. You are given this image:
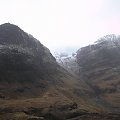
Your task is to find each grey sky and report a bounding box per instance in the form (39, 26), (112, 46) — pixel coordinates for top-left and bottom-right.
(0, 0), (120, 53)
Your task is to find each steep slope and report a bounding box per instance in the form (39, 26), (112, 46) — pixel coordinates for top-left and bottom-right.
(76, 34), (120, 112)
(0, 23), (59, 98)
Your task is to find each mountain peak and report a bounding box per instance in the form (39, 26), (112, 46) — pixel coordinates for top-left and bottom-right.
(0, 23), (27, 45)
(0, 23), (21, 31)
(0, 22), (57, 73)
(0, 22), (17, 26)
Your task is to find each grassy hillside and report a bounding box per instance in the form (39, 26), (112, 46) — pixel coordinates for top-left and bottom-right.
(76, 35), (120, 112)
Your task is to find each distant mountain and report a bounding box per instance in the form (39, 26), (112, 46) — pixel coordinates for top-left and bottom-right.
(52, 46), (80, 56)
(55, 52), (79, 77)
(76, 34), (120, 112)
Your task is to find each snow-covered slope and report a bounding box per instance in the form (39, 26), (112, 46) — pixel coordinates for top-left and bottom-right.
(54, 52), (79, 77)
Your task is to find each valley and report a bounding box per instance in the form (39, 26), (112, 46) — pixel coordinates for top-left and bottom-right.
(0, 23), (120, 120)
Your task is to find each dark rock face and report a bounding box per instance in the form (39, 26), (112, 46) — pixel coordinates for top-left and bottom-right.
(0, 23), (57, 82)
(76, 34), (120, 112)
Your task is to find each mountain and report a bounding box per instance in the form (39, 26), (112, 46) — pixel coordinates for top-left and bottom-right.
(0, 24), (119, 120)
(76, 34), (120, 113)
(0, 23), (103, 120)
(0, 23), (59, 98)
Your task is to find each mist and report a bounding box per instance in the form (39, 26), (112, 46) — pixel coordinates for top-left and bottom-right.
(0, 0), (120, 54)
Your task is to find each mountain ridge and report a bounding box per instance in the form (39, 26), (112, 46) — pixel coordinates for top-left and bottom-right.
(76, 34), (120, 112)
(0, 23), (120, 120)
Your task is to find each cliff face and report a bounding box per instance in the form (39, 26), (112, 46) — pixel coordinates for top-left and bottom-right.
(76, 35), (120, 112)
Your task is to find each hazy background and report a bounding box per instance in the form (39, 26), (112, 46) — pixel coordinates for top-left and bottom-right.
(0, 0), (120, 54)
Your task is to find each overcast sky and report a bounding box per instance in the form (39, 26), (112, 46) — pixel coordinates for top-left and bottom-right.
(0, 0), (120, 53)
